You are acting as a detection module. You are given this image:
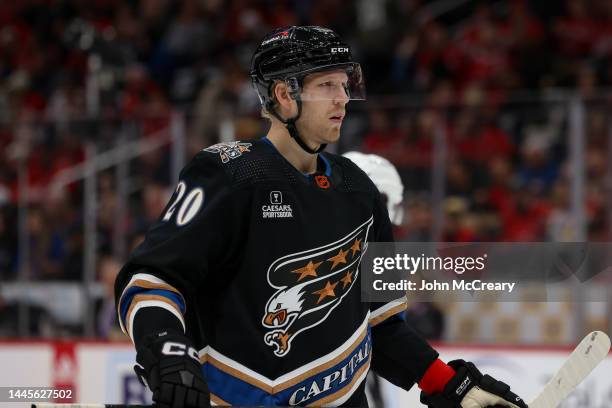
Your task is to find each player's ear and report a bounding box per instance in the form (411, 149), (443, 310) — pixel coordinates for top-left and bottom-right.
(273, 81), (296, 117)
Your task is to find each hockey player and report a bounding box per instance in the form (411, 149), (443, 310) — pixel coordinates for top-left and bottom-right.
(115, 26), (527, 408)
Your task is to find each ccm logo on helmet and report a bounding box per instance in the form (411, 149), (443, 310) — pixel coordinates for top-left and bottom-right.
(162, 341), (199, 362)
(331, 47), (349, 53)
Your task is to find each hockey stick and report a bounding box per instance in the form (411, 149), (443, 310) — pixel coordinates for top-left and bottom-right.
(527, 330), (611, 408)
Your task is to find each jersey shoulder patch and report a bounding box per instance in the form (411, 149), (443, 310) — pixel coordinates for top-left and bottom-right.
(202, 141), (254, 164)
(200, 139), (299, 187)
(186, 140), (259, 188)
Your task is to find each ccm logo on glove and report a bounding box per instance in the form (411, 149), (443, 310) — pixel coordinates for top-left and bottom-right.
(161, 341), (199, 361)
(456, 377), (472, 396)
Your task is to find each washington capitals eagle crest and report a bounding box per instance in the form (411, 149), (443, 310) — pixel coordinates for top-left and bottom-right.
(203, 141), (251, 163)
(262, 217), (374, 357)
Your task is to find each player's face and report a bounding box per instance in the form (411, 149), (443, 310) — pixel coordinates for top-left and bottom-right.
(298, 70), (350, 145)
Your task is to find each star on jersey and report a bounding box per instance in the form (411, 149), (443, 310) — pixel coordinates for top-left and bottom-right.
(340, 271), (353, 289)
(312, 280), (338, 304)
(327, 248), (348, 270)
(291, 260), (322, 282)
(262, 217), (374, 357)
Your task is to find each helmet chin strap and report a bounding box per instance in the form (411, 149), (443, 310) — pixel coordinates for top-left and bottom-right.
(268, 97), (327, 155)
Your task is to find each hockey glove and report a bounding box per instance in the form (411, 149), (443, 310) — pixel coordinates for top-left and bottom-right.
(420, 360), (527, 408)
(134, 330), (209, 408)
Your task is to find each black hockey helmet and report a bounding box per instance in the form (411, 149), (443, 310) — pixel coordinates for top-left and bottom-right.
(250, 26), (365, 154)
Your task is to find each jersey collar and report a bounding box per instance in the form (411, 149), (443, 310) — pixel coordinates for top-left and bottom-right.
(262, 136), (331, 177)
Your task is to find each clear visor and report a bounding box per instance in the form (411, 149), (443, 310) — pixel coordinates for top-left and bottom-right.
(287, 64), (366, 102)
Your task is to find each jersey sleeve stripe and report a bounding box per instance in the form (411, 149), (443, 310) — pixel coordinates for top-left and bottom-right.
(125, 279), (184, 296)
(119, 287), (185, 329)
(117, 273), (186, 333)
(118, 273), (185, 312)
(369, 297), (408, 327)
(126, 272), (178, 286)
(126, 298), (186, 342)
(118, 279), (185, 313)
(117, 275), (186, 334)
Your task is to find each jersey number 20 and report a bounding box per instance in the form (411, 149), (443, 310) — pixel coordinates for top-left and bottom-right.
(162, 181), (205, 226)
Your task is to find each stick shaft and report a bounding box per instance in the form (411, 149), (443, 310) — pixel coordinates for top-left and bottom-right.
(529, 331), (611, 408)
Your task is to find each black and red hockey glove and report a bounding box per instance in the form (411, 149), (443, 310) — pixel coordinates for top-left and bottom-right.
(134, 330), (209, 408)
(420, 360), (527, 408)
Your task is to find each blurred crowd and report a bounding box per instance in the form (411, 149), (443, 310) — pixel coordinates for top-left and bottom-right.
(0, 0), (611, 336)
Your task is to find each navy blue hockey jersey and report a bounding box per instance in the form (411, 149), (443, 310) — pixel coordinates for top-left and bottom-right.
(115, 138), (437, 406)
